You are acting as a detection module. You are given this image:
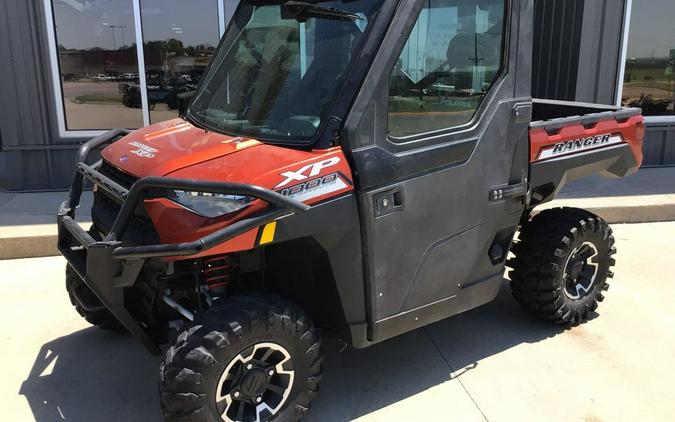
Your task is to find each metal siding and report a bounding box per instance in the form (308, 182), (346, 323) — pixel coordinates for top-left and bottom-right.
(51, 148), (79, 188)
(0, 2), (19, 148)
(574, 0), (625, 105)
(641, 125), (675, 167)
(665, 129), (675, 165)
(0, 0), (90, 190)
(4, 150), (50, 190)
(0, 1), (52, 147)
(532, 0), (584, 101)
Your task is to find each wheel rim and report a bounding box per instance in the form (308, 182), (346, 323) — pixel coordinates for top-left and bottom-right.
(215, 342), (294, 422)
(563, 242), (599, 300)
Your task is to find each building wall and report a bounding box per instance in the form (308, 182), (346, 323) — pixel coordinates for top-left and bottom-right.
(574, 0), (627, 104)
(532, 0), (585, 101)
(0, 0), (80, 191)
(0, 0), (672, 191)
(643, 122), (675, 166)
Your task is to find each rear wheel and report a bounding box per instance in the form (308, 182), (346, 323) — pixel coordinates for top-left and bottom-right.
(160, 293), (322, 422)
(65, 264), (125, 331)
(508, 207), (616, 324)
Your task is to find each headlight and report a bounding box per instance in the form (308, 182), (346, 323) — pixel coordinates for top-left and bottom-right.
(171, 190), (252, 218)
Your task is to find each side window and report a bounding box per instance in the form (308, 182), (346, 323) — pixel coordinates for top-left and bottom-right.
(388, 0), (506, 138)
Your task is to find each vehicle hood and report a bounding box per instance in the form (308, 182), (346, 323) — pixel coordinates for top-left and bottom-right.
(100, 118), (353, 199)
(101, 118), (263, 177)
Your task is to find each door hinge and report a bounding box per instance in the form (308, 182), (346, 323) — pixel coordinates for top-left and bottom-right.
(489, 181), (530, 202)
(513, 103), (532, 123)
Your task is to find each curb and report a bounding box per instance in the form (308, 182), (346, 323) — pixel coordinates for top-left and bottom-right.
(0, 202), (674, 260)
(0, 222), (90, 260)
(539, 198), (675, 224)
(0, 235), (59, 260)
(568, 204), (675, 224)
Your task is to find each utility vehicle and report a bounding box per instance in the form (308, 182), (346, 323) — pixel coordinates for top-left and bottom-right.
(57, 0), (645, 421)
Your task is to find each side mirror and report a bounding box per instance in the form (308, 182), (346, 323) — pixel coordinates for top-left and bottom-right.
(177, 91), (196, 116)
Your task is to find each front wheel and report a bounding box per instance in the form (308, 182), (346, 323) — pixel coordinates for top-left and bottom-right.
(160, 293), (323, 422)
(65, 264), (125, 332)
(508, 207), (616, 324)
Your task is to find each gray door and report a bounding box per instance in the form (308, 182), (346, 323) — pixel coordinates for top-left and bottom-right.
(345, 0), (532, 342)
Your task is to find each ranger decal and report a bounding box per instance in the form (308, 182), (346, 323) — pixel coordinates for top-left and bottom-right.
(538, 134), (623, 160)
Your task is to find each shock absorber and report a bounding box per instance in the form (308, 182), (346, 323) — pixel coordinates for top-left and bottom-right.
(202, 254), (238, 297)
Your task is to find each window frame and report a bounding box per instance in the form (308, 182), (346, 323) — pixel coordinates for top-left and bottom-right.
(42, 0), (230, 139)
(615, 0), (675, 124)
(385, 0), (511, 143)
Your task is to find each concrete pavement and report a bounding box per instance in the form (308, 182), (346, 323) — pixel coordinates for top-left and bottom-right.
(2, 221), (674, 421)
(0, 191), (92, 260)
(543, 167), (675, 223)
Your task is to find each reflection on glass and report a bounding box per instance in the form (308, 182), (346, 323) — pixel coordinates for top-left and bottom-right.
(622, 0), (675, 116)
(188, 1), (384, 143)
(388, 0), (505, 138)
(52, 0), (143, 130)
(140, 0), (220, 123)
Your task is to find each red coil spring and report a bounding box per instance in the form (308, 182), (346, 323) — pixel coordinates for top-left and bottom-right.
(203, 255), (237, 292)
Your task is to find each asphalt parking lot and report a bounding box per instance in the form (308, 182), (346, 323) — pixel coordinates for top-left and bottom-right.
(2, 222), (674, 422)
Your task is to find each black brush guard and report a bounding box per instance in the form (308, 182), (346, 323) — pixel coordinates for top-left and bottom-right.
(57, 129), (309, 354)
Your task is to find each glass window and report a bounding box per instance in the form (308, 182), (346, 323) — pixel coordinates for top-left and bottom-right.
(139, 0), (221, 124)
(388, 0), (506, 138)
(621, 1), (675, 117)
(187, 0), (385, 144)
(51, 0), (143, 130)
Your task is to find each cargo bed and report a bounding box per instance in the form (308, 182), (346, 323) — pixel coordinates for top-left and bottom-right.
(528, 99), (645, 206)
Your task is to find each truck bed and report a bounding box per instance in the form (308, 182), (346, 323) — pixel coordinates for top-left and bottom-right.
(527, 99), (644, 205)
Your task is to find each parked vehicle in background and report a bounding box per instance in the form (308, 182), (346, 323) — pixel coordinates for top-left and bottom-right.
(91, 74), (114, 81)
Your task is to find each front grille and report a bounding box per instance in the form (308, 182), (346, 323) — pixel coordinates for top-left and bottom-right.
(98, 160), (138, 189)
(92, 160), (159, 245)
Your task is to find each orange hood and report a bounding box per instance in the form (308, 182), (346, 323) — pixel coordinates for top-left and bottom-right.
(101, 118), (263, 178)
(100, 118), (353, 200)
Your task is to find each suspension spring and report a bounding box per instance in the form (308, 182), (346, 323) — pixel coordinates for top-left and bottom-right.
(202, 254), (238, 295)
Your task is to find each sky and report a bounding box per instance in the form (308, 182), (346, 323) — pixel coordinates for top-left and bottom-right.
(626, 0), (675, 59)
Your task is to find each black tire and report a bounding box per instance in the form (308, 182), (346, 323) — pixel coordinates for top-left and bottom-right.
(508, 207), (616, 324)
(65, 264), (126, 332)
(160, 293), (323, 422)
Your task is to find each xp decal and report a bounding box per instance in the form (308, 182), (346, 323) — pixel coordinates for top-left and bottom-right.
(129, 141), (158, 158)
(278, 172), (349, 203)
(275, 157), (341, 188)
(537, 134), (623, 160)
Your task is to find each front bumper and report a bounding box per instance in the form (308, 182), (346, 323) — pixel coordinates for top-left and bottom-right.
(58, 129), (309, 354)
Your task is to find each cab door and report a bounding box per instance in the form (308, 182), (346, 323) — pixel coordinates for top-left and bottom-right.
(344, 0), (532, 343)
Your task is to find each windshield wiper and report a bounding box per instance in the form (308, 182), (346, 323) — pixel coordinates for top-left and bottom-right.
(283, 1), (363, 21)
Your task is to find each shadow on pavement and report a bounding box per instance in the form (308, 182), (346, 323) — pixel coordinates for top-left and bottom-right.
(19, 328), (161, 422)
(307, 282), (577, 421)
(20, 282), (576, 422)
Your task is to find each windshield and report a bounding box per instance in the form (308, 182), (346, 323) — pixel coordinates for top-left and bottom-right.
(187, 1), (385, 144)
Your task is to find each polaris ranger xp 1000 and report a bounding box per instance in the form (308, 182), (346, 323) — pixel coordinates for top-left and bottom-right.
(57, 1), (645, 421)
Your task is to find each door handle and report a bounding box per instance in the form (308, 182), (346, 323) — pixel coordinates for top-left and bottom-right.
(373, 187), (404, 217)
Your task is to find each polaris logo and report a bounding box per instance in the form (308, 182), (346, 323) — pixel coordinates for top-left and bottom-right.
(275, 157), (341, 188)
(129, 141), (158, 158)
(538, 134), (623, 160)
